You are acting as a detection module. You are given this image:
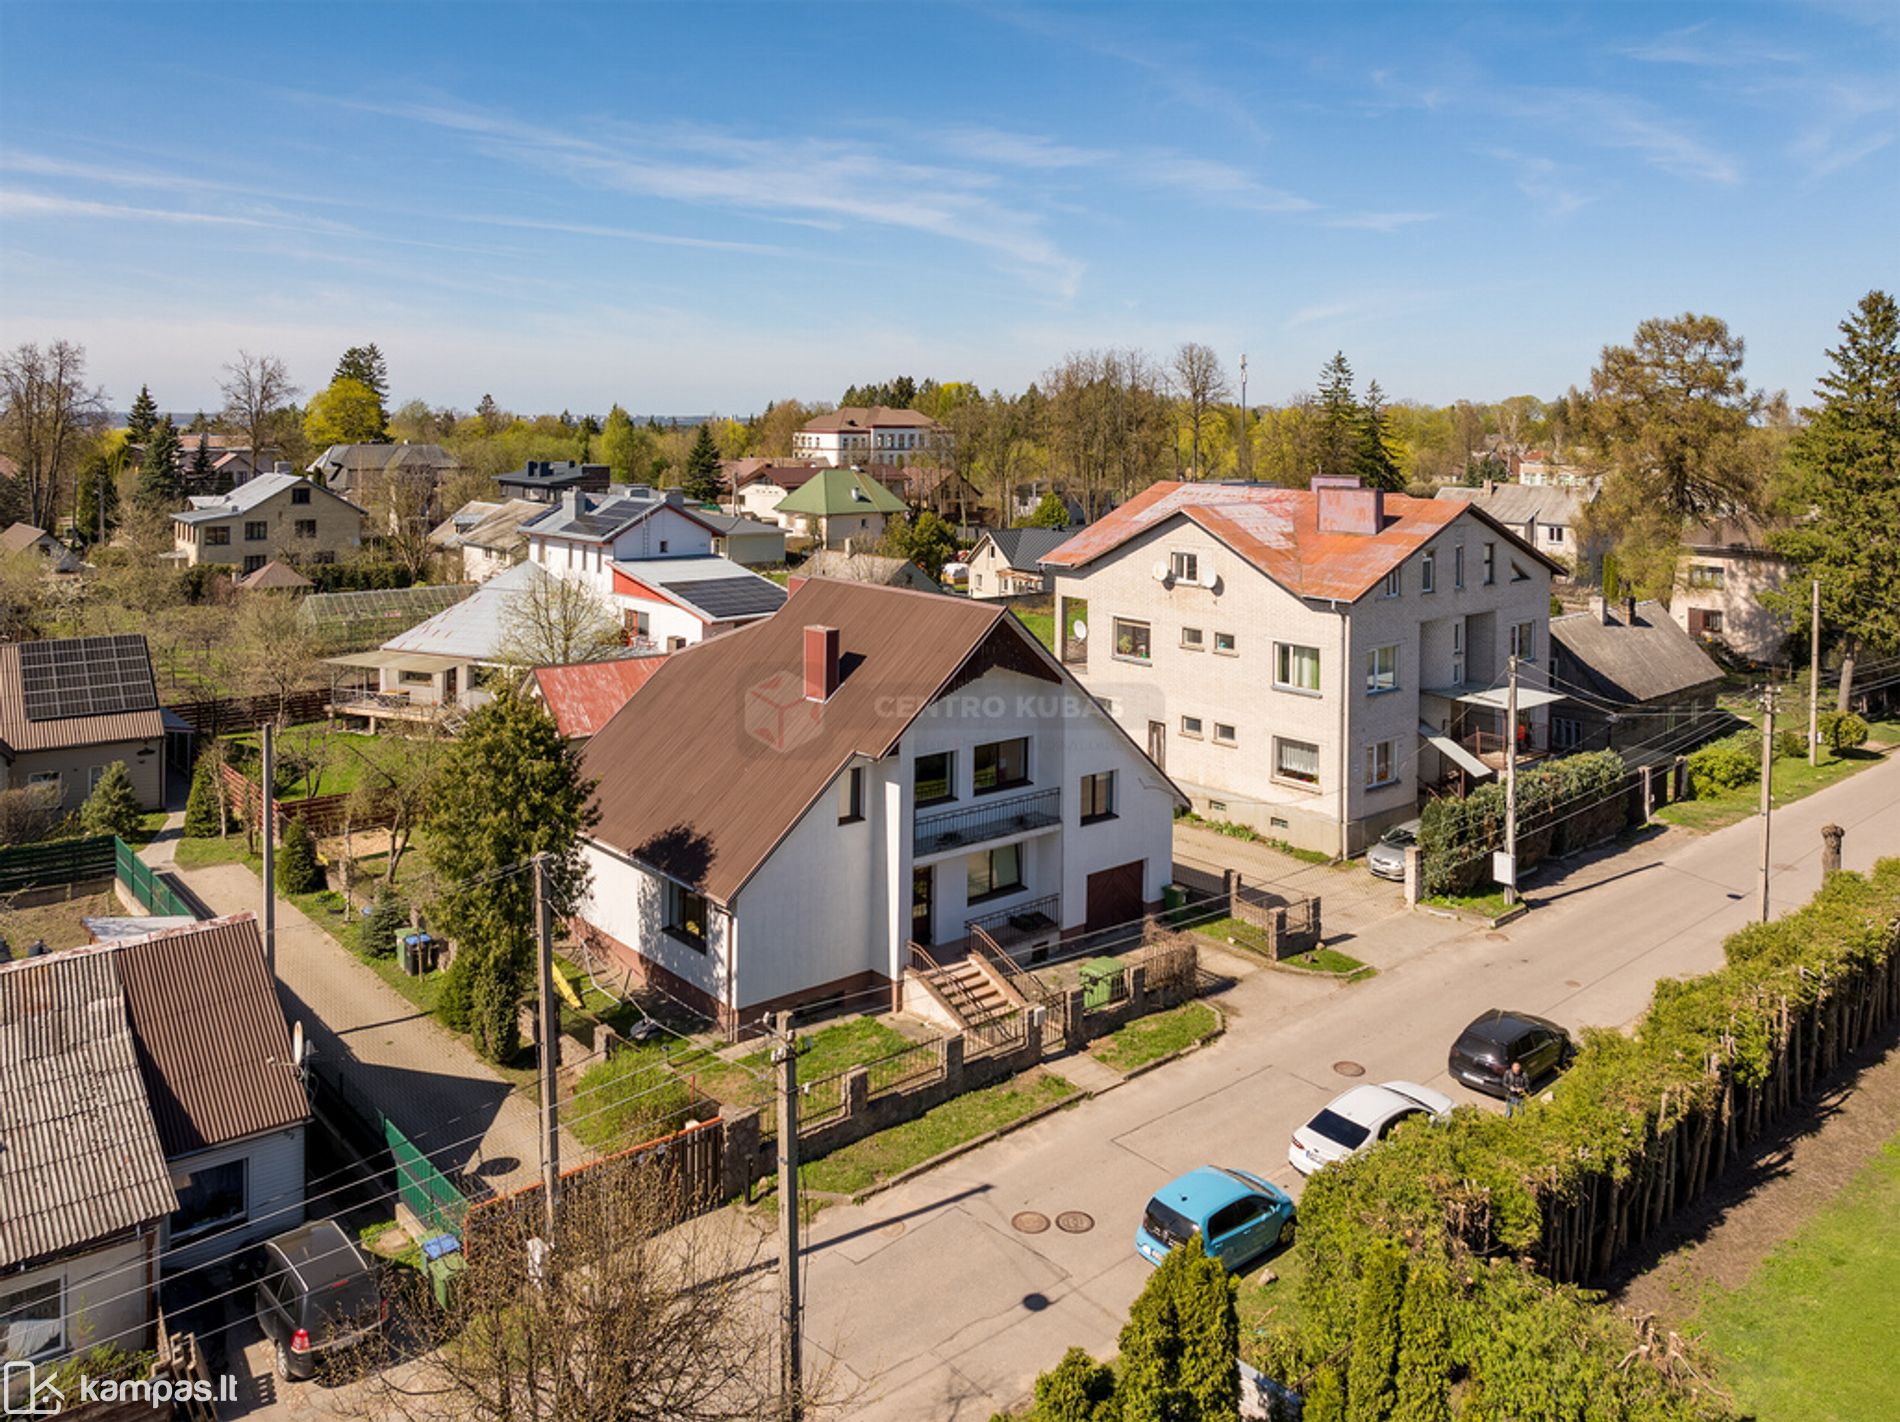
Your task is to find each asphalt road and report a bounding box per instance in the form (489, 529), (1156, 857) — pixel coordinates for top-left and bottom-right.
(805, 752), (1900, 1420)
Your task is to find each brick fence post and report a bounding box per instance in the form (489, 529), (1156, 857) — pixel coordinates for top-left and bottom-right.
(1129, 963), (1148, 1014)
(1063, 987), (1087, 1051)
(718, 1104), (761, 1200)
(1222, 869), (1239, 916)
(1403, 846), (1421, 907)
(843, 1065), (869, 1119)
(941, 1033), (965, 1090)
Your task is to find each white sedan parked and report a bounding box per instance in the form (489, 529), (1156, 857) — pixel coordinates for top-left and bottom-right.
(1287, 1081), (1454, 1176)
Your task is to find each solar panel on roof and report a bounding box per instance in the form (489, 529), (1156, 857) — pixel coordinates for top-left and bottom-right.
(663, 576), (787, 620)
(18, 635), (158, 723)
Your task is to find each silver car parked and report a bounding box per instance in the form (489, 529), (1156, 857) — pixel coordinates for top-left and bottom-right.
(1366, 820), (1419, 881)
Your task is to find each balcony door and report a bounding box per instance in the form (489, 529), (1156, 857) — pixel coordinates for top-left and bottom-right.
(910, 865), (935, 945)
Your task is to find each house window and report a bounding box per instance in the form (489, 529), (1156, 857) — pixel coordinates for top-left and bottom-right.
(837, 766), (864, 824)
(967, 843), (1024, 902)
(914, 751), (954, 805)
(1452, 621), (1466, 683)
(1365, 739), (1397, 787)
(1213, 722), (1238, 746)
(0, 1276), (64, 1361)
(1274, 642), (1321, 693)
(1114, 618), (1151, 662)
(294, 519), (317, 539)
(1214, 631), (1237, 655)
(245, 520), (268, 541)
(1454, 546), (1465, 589)
(1080, 770), (1116, 822)
(1274, 737), (1321, 787)
(1703, 609), (1725, 634)
(1181, 715), (1204, 738)
(1382, 567), (1401, 598)
(1169, 551), (1199, 582)
(664, 881), (708, 950)
(1552, 716), (1583, 750)
(1421, 550), (1436, 593)
(203, 525), (230, 546)
(291, 484), (311, 505)
(1483, 542), (1496, 585)
(1688, 564), (1726, 589)
(171, 1158), (247, 1242)
(973, 737), (1029, 794)
(398, 669), (433, 686)
(1511, 621), (1538, 662)
(1548, 526), (1566, 544)
(242, 555), (266, 574)
(1181, 626), (1204, 651)
(1366, 644), (1398, 693)
(27, 770), (60, 790)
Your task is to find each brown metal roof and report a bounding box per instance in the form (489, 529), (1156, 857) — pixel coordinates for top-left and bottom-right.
(0, 637), (165, 756)
(800, 405), (941, 433)
(582, 579), (1058, 904)
(531, 655), (671, 739)
(1043, 480), (1563, 602)
(111, 915), (310, 1157)
(0, 948), (177, 1268)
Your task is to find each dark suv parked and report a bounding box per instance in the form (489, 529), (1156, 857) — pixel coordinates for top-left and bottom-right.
(254, 1220), (384, 1382)
(1447, 1009), (1573, 1098)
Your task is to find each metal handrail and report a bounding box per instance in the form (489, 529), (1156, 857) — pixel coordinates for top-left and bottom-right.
(906, 939), (998, 1034)
(914, 785), (1061, 856)
(969, 925), (1051, 1006)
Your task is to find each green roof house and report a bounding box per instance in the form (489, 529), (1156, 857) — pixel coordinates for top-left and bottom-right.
(772, 467), (907, 549)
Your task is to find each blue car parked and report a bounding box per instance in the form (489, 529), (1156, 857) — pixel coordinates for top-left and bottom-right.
(1134, 1165), (1296, 1271)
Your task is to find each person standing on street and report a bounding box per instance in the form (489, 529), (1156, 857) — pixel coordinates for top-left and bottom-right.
(1503, 1060), (1530, 1118)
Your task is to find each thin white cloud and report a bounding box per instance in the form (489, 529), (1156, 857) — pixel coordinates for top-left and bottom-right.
(1499, 87), (1743, 184)
(1325, 210), (1442, 232)
(0, 190), (285, 228)
(1487, 150), (1597, 218)
(935, 127), (1112, 170)
(1622, 23), (1804, 67)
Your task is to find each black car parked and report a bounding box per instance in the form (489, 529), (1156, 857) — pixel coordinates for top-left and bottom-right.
(254, 1220), (384, 1382)
(1447, 1009), (1574, 1098)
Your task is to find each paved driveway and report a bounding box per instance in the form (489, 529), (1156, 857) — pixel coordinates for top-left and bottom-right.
(807, 755), (1900, 1419)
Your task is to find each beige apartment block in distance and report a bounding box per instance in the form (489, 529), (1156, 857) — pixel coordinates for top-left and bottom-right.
(1044, 479), (1564, 855)
(171, 471), (366, 574)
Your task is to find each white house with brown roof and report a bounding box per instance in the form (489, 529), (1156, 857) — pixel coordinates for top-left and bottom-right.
(793, 406), (945, 464)
(571, 579), (1185, 1032)
(1672, 516), (1793, 665)
(1435, 481), (1596, 572)
(1044, 479), (1564, 855)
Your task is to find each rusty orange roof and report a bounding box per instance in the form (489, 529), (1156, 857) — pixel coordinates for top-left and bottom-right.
(1042, 481), (1552, 601)
(531, 656), (670, 739)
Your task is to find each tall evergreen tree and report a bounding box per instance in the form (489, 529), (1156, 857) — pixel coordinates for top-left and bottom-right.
(187, 433), (214, 492)
(1768, 289), (1900, 709)
(75, 447), (121, 546)
(136, 416), (183, 511)
(1316, 351), (1361, 480)
(681, 423), (723, 503)
(126, 384), (159, 445)
(1358, 380), (1406, 491)
(79, 762), (143, 839)
(333, 343), (390, 439)
(1345, 1240), (1406, 1421)
(1116, 1235), (1241, 1422)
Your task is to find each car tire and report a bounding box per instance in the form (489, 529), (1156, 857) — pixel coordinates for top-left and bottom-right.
(275, 1339), (293, 1383)
(1278, 1217), (1296, 1247)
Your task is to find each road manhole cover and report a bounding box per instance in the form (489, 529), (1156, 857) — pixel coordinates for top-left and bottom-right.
(1012, 1211), (1051, 1234)
(1332, 1060), (1366, 1077)
(1056, 1211), (1095, 1234)
(879, 1220), (907, 1238)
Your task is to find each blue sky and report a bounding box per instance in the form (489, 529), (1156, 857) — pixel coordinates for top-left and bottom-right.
(2, 2), (1895, 416)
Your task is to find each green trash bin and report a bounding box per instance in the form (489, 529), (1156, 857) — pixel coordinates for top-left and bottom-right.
(424, 1250), (466, 1311)
(1079, 958), (1123, 1011)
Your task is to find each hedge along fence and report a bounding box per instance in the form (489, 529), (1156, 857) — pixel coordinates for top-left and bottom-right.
(1299, 858), (1900, 1290)
(1418, 749), (1632, 897)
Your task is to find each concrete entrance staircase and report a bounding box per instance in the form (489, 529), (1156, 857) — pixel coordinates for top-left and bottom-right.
(933, 957), (1014, 1030)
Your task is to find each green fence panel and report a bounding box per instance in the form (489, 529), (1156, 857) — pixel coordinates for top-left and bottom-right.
(0, 835), (116, 894)
(385, 1117), (468, 1242)
(111, 838), (196, 918)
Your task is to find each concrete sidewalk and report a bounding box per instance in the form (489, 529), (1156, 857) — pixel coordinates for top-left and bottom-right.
(152, 839), (580, 1197)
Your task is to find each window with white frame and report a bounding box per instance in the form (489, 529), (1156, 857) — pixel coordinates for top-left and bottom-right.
(1169, 551), (1199, 582)
(1213, 722), (1238, 746)
(1366, 644), (1398, 693)
(1181, 715), (1204, 738)
(1114, 618), (1152, 662)
(1452, 621), (1465, 682)
(1511, 620), (1538, 662)
(1274, 737), (1321, 786)
(1365, 738), (1397, 787)
(1421, 550), (1436, 593)
(1181, 626), (1204, 651)
(1482, 542), (1496, 585)
(1274, 642), (1321, 693)
(1548, 525), (1566, 544)
(0, 1276), (64, 1360)
(1382, 567), (1401, 597)
(664, 881), (708, 950)
(1080, 770), (1116, 822)
(1453, 545), (1465, 589)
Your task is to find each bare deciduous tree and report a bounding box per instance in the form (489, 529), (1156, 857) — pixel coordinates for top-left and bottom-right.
(499, 567), (625, 667)
(229, 591), (322, 721)
(344, 727), (448, 885)
(1042, 349), (1172, 521)
(0, 340), (108, 529)
(363, 468), (443, 580)
(1170, 342), (1231, 480)
(218, 351), (300, 473)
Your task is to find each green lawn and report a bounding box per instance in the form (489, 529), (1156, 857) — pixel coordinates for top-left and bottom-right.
(1192, 916), (1373, 979)
(1178, 813), (1335, 864)
(1655, 725), (1897, 834)
(1423, 887), (1520, 919)
(1011, 606), (1056, 654)
(568, 1039), (709, 1153)
(222, 721), (394, 798)
(1237, 1242), (1309, 1372)
(1089, 1001), (1221, 1073)
(1695, 1130), (1900, 1422)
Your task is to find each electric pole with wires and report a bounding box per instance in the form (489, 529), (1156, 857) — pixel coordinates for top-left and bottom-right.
(1759, 685), (1777, 923)
(774, 1009), (804, 1421)
(260, 722), (276, 975)
(534, 854), (561, 1232)
(1502, 654), (1520, 906)
(1808, 579), (1821, 768)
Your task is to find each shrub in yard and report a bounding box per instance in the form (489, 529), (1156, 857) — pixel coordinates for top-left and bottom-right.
(1344, 1239), (1405, 1421)
(1686, 733), (1759, 796)
(435, 955), (473, 1032)
(1818, 709), (1869, 752)
(79, 761), (142, 839)
(363, 892), (408, 958)
(275, 816), (322, 895)
(182, 755), (224, 838)
(1001, 1348), (1116, 1422)
(1774, 727), (1807, 759)
(1117, 1234), (1241, 1422)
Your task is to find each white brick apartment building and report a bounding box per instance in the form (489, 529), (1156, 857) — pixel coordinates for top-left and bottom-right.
(1044, 479), (1564, 855)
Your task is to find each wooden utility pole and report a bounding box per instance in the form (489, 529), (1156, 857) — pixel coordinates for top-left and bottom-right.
(1808, 579), (1821, 768)
(1502, 654), (1520, 906)
(1237, 353), (1250, 482)
(775, 1010), (804, 1422)
(1758, 687), (1777, 924)
(534, 854), (561, 1232)
(260, 722), (276, 974)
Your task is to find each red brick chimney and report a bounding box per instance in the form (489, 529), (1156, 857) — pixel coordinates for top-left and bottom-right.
(804, 625), (840, 702)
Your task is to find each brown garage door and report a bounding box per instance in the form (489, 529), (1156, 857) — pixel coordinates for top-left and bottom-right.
(1086, 860), (1146, 934)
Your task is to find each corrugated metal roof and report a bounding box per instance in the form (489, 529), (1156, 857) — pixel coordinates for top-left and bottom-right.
(1435, 483), (1588, 528)
(1043, 481), (1560, 602)
(0, 636), (165, 755)
(383, 561), (547, 660)
(0, 949), (177, 1269)
(1550, 600), (1723, 704)
(531, 656), (670, 739)
(980, 527), (1071, 571)
(111, 915), (310, 1157)
(172, 471), (363, 524)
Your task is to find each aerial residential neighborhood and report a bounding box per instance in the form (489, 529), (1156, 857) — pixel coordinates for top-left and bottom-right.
(2, 5), (1897, 1422)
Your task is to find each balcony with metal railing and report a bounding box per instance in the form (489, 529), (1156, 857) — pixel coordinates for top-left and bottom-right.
(914, 786), (1061, 859)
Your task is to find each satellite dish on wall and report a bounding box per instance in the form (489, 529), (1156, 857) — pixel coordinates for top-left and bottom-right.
(1072, 620), (1088, 641)
(1198, 564), (1219, 590)
(1152, 560), (1171, 582)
